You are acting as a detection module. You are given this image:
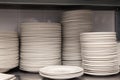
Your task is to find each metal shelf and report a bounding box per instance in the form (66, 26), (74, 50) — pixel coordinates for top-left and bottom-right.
(0, 0), (120, 6)
(9, 70), (120, 80)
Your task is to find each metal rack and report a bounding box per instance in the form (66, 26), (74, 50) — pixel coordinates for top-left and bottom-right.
(0, 0), (119, 6)
(0, 0), (120, 79)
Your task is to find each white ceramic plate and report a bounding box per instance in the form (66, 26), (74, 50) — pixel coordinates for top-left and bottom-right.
(40, 71), (83, 79)
(80, 32), (115, 35)
(84, 69), (119, 76)
(39, 65), (84, 79)
(39, 65), (83, 75)
(0, 73), (15, 80)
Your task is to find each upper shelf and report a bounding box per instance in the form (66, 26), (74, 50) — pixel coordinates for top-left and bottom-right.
(0, 0), (120, 6)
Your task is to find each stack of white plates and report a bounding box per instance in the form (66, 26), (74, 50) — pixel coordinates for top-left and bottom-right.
(117, 42), (120, 68)
(0, 73), (16, 80)
(20, 22), (61, 72)
(0, 31), (18, 72)
(62, 10), (93, 66)
(80, 32), (119, 76)
(39, 65), (84, 79)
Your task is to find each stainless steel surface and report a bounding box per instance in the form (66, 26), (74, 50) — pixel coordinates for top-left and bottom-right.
(7, 70), (120, 80)
(0, 0), (119, 6)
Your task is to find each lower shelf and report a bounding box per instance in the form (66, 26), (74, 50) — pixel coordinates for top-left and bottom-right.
(6, 68), (120, 80)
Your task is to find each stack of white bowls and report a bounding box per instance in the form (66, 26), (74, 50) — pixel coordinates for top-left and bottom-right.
(20, 22), (61, 72)
(0, 31), (18, 72)
(80, 32), (119, 76)
(62, 10), (93, 66)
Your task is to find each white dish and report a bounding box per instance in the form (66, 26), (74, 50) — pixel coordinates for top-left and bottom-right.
(0, 73), (15, 80)
(40, 71), (83, 79)
(80, 32), (115, 35)
(81, 47), (116, 51)
(84, 69), (119, 76)
(39, 65), (84, 79)
(10, 77), (16, 80)
(39, 66), (83, 75)
(21, 55), (60, 60)
(20, 66), (40, 72)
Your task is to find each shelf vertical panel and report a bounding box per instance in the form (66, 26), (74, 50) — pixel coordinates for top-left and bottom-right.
(115, 10), (120, 41)
(93, 11), (115, 32)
